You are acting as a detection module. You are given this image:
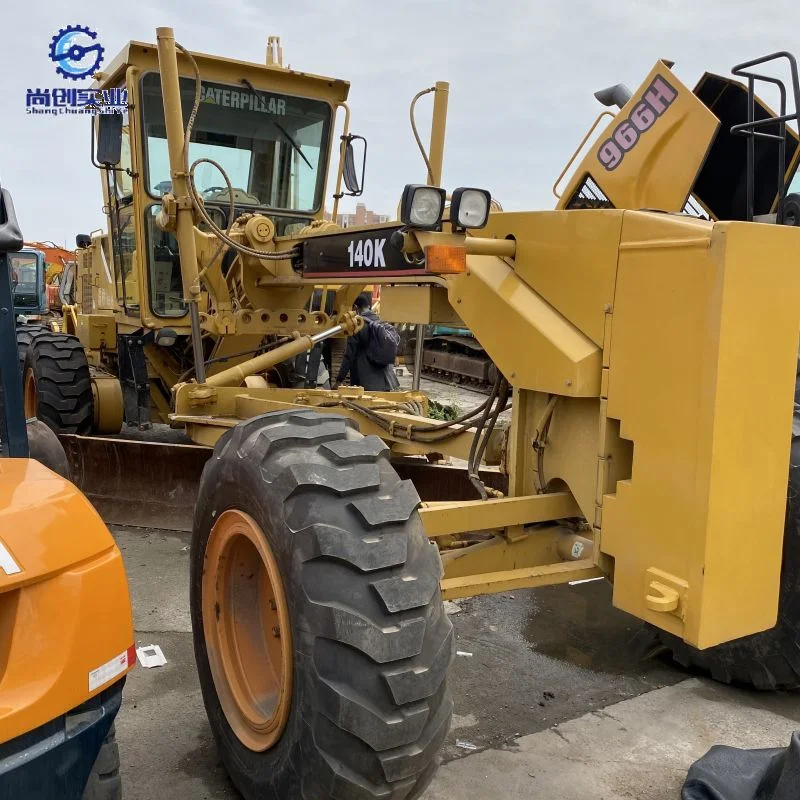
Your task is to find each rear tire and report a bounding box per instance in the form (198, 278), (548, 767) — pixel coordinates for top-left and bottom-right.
(191, 410), (453, 800)
(23, 332), (93, 434)
(657, 436), (800, 689)
(26, 418), (71, 478)
(81, 723), (122, 800)
(780, 192), (800, 226)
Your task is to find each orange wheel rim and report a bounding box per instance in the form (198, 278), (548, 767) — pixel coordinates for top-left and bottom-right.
(23, 368), (37, 418)
(202, 509), (293, 752)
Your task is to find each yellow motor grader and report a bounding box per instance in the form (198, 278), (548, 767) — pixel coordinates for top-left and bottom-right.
(20, 28), (800, 799)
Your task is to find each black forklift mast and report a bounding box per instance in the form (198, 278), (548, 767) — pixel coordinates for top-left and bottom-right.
(0, 181), (28, 458)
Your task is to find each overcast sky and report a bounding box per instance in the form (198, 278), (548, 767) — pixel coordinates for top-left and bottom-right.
(2, 0), (798, 245)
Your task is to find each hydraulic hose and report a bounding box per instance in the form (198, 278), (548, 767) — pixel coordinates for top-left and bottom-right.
(174, 42), (299, 263)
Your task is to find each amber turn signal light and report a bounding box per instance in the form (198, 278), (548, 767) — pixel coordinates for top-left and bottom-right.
(425, 245), (467, 274)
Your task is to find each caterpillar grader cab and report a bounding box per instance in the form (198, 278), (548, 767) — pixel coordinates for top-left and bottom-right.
(0, 183), (135, 798)
(20, 29), (800, 799)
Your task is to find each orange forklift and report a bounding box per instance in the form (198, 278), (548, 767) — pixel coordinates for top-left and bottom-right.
(0, 181), (135, 799)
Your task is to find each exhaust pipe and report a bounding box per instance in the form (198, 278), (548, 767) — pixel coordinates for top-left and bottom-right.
(594, 83), (633, 110)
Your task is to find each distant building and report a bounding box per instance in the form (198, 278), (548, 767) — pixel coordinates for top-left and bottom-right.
(325, 203), (390, 227)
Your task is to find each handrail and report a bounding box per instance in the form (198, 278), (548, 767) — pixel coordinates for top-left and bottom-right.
(552, 111), (614, 200)
(730, 52), (800, 220)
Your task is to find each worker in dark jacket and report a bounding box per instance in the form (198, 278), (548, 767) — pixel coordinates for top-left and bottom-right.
(336, 294), (400, 391)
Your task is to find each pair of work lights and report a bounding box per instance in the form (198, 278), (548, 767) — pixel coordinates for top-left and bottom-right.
(399, 185), (492, 231)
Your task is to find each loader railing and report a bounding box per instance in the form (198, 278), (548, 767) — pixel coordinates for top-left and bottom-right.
(731, 51), (800, 221)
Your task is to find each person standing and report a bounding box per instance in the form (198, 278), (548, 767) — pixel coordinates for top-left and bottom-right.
(335, 293), (400, 391)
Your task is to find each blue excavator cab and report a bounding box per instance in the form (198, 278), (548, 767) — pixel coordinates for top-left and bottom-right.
(8, 247), (47, 320)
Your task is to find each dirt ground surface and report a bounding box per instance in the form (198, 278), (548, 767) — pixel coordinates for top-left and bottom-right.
(112, 525), (800, 800)
(107, 377), (800, 799)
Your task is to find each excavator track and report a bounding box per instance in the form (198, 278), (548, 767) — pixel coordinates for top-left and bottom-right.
(402, 328), (498, 393)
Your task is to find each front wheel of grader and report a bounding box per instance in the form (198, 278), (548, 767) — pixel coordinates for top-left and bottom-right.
(191, 410), (454, 800)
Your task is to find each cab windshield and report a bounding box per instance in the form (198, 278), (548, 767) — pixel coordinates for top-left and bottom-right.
(9, 253), (39, 300)
(141, 73), (331, 213)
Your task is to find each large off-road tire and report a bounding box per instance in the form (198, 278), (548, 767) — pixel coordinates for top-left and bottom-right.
(780, 192), (800, 226)
(191, 410), (453, 800)
(26, 418), (71, 478)
(15, 323), (48, 373)
(22, 332), (93, 434)
(81, 723), (122, 800)
(657, 436), (800, 689)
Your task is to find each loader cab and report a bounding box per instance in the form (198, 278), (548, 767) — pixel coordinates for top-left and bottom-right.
(90, 40), (350, 329)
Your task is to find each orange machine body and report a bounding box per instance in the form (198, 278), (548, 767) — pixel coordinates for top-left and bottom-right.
(0, 458), (135, 743)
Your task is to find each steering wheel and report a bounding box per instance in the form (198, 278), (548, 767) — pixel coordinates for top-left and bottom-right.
(202, 186), (261, 205)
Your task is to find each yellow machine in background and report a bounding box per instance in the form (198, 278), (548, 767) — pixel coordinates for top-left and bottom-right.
(554, 57), (800, 220)
(19, 32), (800, 800)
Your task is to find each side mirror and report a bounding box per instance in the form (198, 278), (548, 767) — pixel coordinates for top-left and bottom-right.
(76, 233), (92, 248)
(96, 113), (123, 166)
(59, 263), (76, 306)
(342, 134), (367, 197)
(0, 185), (23, 253)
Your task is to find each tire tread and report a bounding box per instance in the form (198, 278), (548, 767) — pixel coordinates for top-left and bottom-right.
(24, 332), (92, 434)
(192, 410), (452, 800)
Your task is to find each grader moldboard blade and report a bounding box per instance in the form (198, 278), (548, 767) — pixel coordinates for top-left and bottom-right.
(60, 435), (209, 532)
(59, 433), (508, 532)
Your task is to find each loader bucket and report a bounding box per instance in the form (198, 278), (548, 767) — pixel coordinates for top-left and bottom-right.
(59, 434), (508, 533)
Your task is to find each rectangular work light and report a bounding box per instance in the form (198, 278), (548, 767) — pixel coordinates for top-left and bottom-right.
(400, 184), (447, 230)
(450, 187), (492, 230)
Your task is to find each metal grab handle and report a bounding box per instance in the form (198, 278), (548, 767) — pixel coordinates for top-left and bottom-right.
(645, 580), (680, 613)
(552, 111), (614, 201)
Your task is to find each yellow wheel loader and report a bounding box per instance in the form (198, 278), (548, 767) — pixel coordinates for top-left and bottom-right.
(25, 31), (800, 799)
(0, 183), (135, 798)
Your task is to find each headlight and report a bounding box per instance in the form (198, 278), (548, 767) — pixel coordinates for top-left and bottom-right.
(450, 187), (491, 230)
(155, 328), (178, 347)
(400, 184), (446, 229)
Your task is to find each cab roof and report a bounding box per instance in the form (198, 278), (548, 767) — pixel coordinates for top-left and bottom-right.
(94, 40), (350, 105)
